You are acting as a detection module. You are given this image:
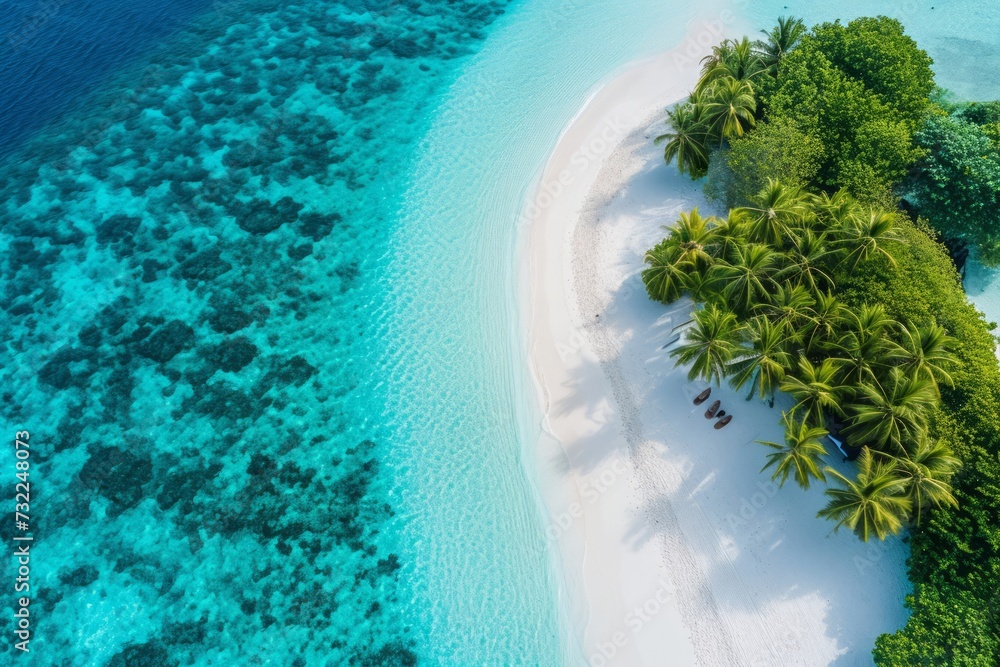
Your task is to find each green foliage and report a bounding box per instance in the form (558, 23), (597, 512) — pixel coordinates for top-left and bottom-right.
(910, 114), (1000, 263)
(650, 16), (1000, 660)
(654, 101), (711, 179)
(834, 219), (1000, 664)
(642, 184), (961, 543)
(702, 77), (757, 144)
(754, 16), (807, 77)
(809, 17), (934, 129)
(818, 447), (912, 542)
(874, 585), (997, 666)
(958, 100), (1000, 127)
(669, 303), (742, 385)
(697, 36), (766, 90)
(767, 39), (922, 199)
(706, 117), (823, 208)
(759, 412), (828, 490)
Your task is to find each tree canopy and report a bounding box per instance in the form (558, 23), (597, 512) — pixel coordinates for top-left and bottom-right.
(911, 114), (1000, 264)
(648, 17), (1000, 662)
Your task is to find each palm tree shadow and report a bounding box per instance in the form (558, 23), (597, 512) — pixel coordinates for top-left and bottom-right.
(563, 136), (912, 663)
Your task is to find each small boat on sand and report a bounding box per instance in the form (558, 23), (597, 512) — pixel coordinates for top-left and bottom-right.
(693, 388), (711, 406)
(714, 415), (732, 429)
(704, 400), (721, 419)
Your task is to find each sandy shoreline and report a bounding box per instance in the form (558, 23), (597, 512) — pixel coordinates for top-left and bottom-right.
(520, 31), (912, 667)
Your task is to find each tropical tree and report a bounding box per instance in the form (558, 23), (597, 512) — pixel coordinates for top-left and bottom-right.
(728, 316), (793, 404)
(755, 16), (807, 76)
(809, 16), (934, 128)
(706, 117), (823, 209)
(759, 412), (829, 489)
(898, 321), (956, 395)
(642, 241), (687, 304)
(670, 304), (742, 385)
(780, 229), (836, 294)
(655, 101), (710, 178)
(714, 242), (778, 316)
(801, 291), (846, 357)
(834, 304), (903, 387)
(912, 114), (1000, 260)
(698, 36), (766, 90)
(847, 368), (938, 453)
(892, 435), (960, 526)
(839, 210), (903, 269)
(753, 283), (815, 331)
(671, 209), (718, 269)
(706, 209), (750, 260)
(703, 77), (757, 144)
(741, 179), (809, 247)
(780, 356), (848, 427)
(812, 189), (861, 227)
(818, 447), (912, 541)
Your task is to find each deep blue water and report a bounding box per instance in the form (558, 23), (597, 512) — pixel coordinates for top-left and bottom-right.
(0, 0), (219, 160)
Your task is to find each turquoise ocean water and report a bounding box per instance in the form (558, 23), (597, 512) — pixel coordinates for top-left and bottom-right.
(1, 0), (998, 664)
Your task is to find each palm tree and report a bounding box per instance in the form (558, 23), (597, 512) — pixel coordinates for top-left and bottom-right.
(741, 179), (809, 247)
(671, 209), (718, 269)
(655, 101), (709, 178)
(759, 412), (829, 489)
(839, 210), (902, 269)
(847, 368), (938, 454)
(698, 36), (766, 90)
(714, 242), (778, 316)
(753, 283), (815, 331)
(812, 189), (860, 229)
(898, 321), (956, 395)
(779, 229), (836, 294)
(802, 292), (846, 358)
(755, 17), (807, 76)
(892, 435), (960, 526)
(780, 356), (848, 427)
(703, 77), (757, 145)
(728, 316), (793, 404)
(707, 209), (749, 261)
(642, 242), (688, 304)
(671, 304), (742, 385)
(682, 268), (723, 304)
(818, 447), (912, 542)
(642, 210), (719, 303)
(834, 304), (904, 387)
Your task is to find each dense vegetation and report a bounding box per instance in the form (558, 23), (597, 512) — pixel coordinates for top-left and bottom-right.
(645, 187), (960, 540)
(910, 107), (1000, 264)
(648, 16), (1000, 664)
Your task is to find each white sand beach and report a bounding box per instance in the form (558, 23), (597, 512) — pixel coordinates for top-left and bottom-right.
(521, 29), (912, 667)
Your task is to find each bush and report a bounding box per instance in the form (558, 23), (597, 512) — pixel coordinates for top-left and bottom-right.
(910, 115), (1000, 263)
(705, 117), (823, 209)
(839, 221), (1000, 666)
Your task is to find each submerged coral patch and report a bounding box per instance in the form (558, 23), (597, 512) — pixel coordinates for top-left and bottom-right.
(0, 0), (510, 662)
